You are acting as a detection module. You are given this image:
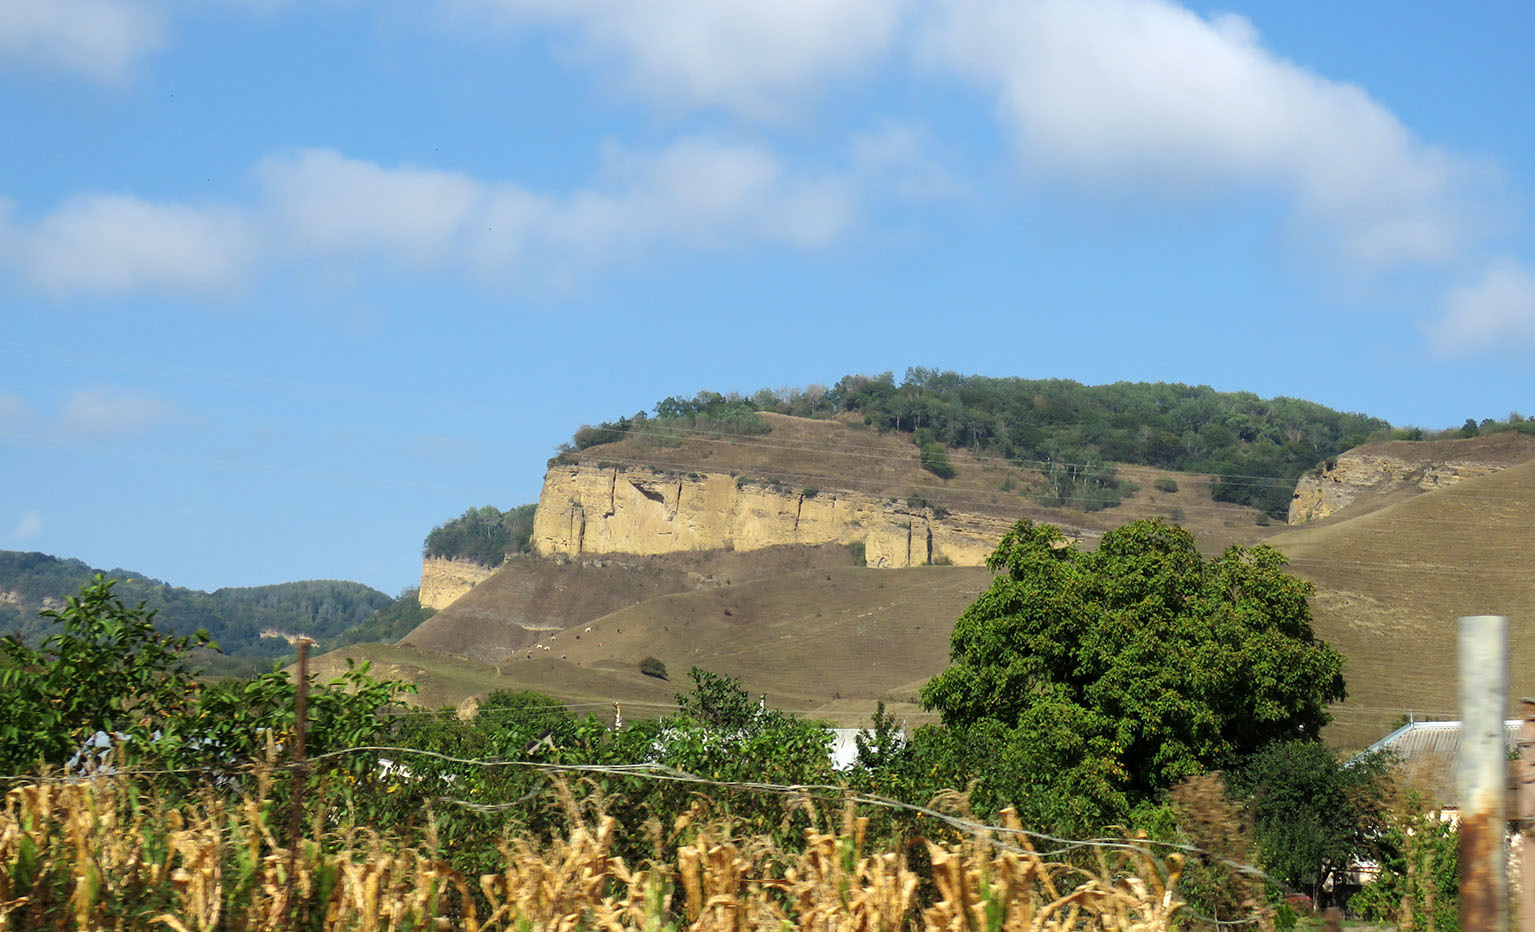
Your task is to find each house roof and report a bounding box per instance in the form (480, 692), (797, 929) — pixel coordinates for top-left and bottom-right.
(1356, 719), (1526, 808)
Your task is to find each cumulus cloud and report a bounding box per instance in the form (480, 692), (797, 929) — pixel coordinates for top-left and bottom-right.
(0, 0), (165, 84)
(1429, 259), (1535, 356)
(14, 195), (257, 298)
(59, 386), (176, 435)
(923, 0), (1482, 269)
(0, 137), (859, 296)
(452, 0), (903, 119)
(12, 510), (43, 541)
(259, 138), (854, 277)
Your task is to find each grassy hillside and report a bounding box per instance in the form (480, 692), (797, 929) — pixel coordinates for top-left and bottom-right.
(320, 564), (991, 726)
(402, 542), (859, 656)
(1269, 448), (1535, 749)
(0, 550), (395, 670)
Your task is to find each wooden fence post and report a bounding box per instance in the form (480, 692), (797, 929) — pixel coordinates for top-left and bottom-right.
(1458, 615), (1509, 932)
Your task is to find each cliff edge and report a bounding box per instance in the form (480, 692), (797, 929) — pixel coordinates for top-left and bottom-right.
(530, 464), (1014, 568)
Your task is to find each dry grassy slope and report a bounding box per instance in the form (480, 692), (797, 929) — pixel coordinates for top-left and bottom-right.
(574, 412), (1278, 551)
(401, 543), (855, 657)
(1290, 430), (1535, 525)
(1270, 457), (1535, 750)
(315, 565), (991, 726)
(306, 642), (678, 713)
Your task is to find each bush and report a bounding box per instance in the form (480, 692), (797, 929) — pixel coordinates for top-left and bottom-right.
(919, 442), (957, 479)
(1256, 513), (1271, 526)
(639, 656), (668, 680)
(848, 540), (867, 567)
(1153, 478), (1179, 493)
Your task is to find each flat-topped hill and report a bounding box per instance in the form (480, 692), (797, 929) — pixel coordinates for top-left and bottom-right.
(547, 411), (1279, 555)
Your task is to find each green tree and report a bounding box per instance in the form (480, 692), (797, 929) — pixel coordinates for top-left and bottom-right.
(1226, 742), (1390, 898)
(919, 519), (1346, 824)
(0, 576), (209, 772)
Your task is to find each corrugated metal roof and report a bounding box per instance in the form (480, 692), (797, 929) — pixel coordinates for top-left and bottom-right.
(1363, 719), (1523, 758)
(1355, 719), (1525, 808)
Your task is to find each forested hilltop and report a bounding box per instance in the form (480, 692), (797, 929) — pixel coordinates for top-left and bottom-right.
(0, 550), (394, 671)
(422, 504), (537, 567)
(568, 369), (1396, 516)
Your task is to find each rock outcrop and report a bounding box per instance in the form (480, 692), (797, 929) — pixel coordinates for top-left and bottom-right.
(419, 556), (498, 610)
(531, 464), (1015, 568)
(1289, 450), (1507, 524)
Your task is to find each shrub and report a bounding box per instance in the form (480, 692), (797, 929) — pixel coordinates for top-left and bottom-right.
(1256, 513), (1271, 526)
(919, 443), (957, 479)
(802, 487), (819, 498)
(1153, 478), (1179, 493)
(639, 656), (668, 680)
(848, 540), (867, 567)
(906, 494), (927, 510)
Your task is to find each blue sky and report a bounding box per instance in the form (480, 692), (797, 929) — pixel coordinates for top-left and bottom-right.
(4, 0), (1534, 593)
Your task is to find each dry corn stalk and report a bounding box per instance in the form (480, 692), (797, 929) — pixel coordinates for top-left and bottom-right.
(1, 779), (1187, 932)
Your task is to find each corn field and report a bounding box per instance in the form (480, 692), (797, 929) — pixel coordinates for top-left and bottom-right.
(0, 775), (1188, 932)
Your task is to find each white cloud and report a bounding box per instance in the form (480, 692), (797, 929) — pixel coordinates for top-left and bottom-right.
(258, 139), (854, 278)
(12, 510), (42, 541)
(258, 150), (484, 264)
(15, 195), (257, 297)
(1429, 258), (1535, 356)
(59, 386), (176, 435)
(0, 0), (165, 84)
(923, 0), (1481, 269)
(452, 0), (903, 119)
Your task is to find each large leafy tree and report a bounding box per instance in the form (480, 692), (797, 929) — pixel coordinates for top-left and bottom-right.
(920, 519), (1346, 820)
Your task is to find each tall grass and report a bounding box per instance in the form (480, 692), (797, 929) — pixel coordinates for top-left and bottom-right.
(0, 775), (1186, 931)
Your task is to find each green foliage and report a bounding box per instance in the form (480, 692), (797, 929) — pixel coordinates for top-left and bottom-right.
(0, 577), (208, 773)
(919, 519), (1346, 825)
(639, 656), (668, 680)
(918, 442), (956, 479)
(0, 551), (393, 661)
(1350, 797), (1459, 931)
(1153, 478), (1179, 493)
(422, 504), (537, 567)
(847, 540), (867, 567)
(1225, 742), (1390, 894)
(660, 667), (833, 786)
(0, 575), (410, 779)
(569, 370), (1392, 518)
(830, 370), (1385, 517)
(326, 589), (435, 649)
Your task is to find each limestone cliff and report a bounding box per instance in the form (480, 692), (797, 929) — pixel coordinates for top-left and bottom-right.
(419, 557), (498, 610)
(1289, 449), (1507, 524)
(531, 464), (1015, 567)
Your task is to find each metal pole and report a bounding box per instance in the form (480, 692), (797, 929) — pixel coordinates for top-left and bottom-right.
(1459, 615), (1509, 932)
(1519, 698), (1535, 932)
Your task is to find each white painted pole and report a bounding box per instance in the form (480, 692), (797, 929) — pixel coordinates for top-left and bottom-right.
(1459, 615), (1509, 932)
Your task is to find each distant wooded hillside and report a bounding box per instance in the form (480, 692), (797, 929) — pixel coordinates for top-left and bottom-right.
(0, 551), (394, 669)
(565, 370), (1394, 516)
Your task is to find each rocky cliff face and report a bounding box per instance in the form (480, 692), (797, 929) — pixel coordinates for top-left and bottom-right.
(419, 557), (498, 610)
(531, 464), (1015, 568)
(1289, 451), (1505, 524)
